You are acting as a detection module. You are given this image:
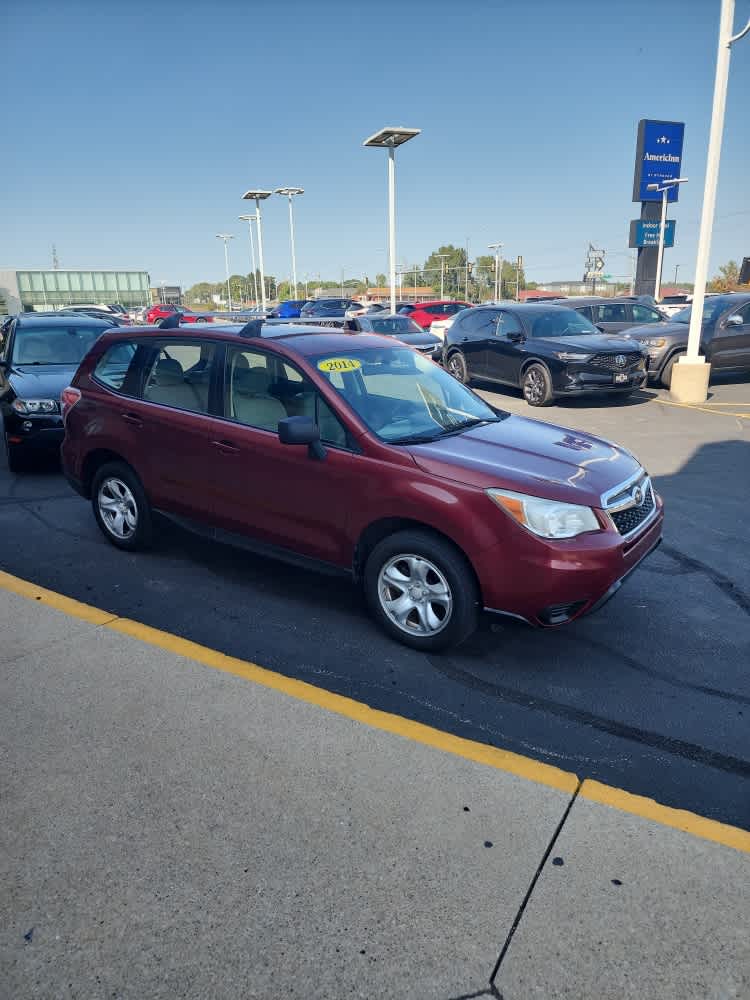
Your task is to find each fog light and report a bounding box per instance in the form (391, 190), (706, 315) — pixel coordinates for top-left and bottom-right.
(23, 421), (33, 431)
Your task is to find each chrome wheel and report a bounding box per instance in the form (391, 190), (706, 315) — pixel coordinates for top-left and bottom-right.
(98, 477), (138, 540)
(523, 367), (545, 404)
(377, 554), (453, 637)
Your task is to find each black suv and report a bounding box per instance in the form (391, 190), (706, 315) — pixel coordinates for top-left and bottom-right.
(299, 298), (359, 319)
(442, 303), (647, 406)
(0, 313), (111, 470)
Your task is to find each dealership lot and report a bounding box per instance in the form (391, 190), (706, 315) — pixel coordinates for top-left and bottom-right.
(1, 373), (748, 833)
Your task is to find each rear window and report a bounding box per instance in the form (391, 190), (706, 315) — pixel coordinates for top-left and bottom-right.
(367, 317), (421, 335)
(94, 342), (138, 390)
(12, 324), (107, 365)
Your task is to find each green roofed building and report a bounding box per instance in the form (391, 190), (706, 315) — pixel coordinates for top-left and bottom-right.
(0, 267), (151, 314)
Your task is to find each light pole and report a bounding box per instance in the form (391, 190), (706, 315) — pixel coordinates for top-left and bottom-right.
(646, 178), (687, 303)
(241, 189), (272, 311)
(363, 126), (421, 314)
(488, 243), (503, 301)
(673, 0), (750, 403)
(215, 234), (234, 311)
(238, 214), (260, 307)
(436, 254), (450, 299)
(274, 187), (303, 299)
(673, 263), (681, 286)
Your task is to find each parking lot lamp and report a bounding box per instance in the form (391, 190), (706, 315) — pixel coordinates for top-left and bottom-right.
(436, 254), (450, 299)
(646, 178), (687, 303)
(215, 234), (234, 312)
(488, 243), (503, 301)
(274, 188), (304, 299)
(673, 0), (750, 403)
(238, 214), (260, 307)
(242, 190), (272, 311)
(363, 126), (421, 314)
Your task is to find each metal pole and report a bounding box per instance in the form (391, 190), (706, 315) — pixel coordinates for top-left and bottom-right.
(497, 247), (504, 300)
(673, 263), (680, 286)
(495, 250), (500, 300)
(440, 258), (445, 299)
(388, 145), (396, 314)
(465, 238), (469, 301)
(248, 220), (259, 306)
(287, 194), (298, 298)
(629, 251), (636, 295)
(654, 187), (668, 303)
(686, 0), (748, 361)
(255, 199), (267, 312)
(223, 240), (232, 311)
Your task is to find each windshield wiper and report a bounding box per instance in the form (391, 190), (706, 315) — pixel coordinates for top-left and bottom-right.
(436, 416), (498, 435)
(387, 431), (444, 445)
(388, 417), (498, 445)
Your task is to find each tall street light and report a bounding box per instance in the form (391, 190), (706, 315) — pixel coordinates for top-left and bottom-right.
(488, 243), (503, 301)
(436, 253), (450, 299)
(363, 126), (421, 314)
(241, 189), (272, 311)
(216, 234), (234, 311)
(275, 187), (304, 299)
(646, 177), (687, 303)
(238, 214), (260, 307)
(673, 0), (750, 404)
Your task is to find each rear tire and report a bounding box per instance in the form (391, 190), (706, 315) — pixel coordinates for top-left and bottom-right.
(660, 352), (685, 389)
(521, 363), (554, 406)
(363, 529), (479, 652)
(446, 350), (469, 384)
(91, 461), (153, 551)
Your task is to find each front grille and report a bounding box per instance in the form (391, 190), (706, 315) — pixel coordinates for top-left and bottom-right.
(610, 484), (655, 536)
(587, 352), (643, 371)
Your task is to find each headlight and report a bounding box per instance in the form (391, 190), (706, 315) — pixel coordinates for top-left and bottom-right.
(12, 398), (59, 414)
(487, 488), (600, 539)
(553, 351), (591, 361)
(640, 338), (666, 348)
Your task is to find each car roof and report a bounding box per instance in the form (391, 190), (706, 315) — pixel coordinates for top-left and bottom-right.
(16, 313), (112, 328)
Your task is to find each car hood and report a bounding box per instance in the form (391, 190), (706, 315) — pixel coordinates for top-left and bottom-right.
(537, 333), (642, 352)
(622, 321), (690, 340)
(9, 364), (80, 398)
(409, 415), (641, 505)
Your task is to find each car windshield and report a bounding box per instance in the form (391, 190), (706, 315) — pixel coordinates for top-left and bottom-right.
(531, 308), (598, 338)
(11, 325), (106, 365)
(672, 297), (732, 324)
(312, 346), (503, 444)
(366, 317), (422, 335)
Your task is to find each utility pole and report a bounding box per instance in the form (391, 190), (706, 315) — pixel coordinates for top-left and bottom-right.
(673, 263), (680, 286)
(465, 238), (470, 301)
(436, 254), (450, 299)
(516, 256), (523, 301)
(488, 243), (503, 301)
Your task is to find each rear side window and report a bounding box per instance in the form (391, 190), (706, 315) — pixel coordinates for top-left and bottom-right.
(596, 303), (628, 323)
(93, 342), (138, 390)
(141, 341), (216, 414)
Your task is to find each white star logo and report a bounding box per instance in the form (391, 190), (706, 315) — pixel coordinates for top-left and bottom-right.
(657, 135), (670, 144)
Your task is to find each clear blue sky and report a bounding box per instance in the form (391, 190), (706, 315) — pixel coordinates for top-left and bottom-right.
(3, 0), (748, 289)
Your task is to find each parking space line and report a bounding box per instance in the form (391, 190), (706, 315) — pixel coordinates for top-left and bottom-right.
(1, 568), (748, 853)
(650, 398), (750, 419)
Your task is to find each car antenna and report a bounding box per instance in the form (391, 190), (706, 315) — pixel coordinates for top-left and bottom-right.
(238, 319), (264, 338)
(157, 314), (181, 329)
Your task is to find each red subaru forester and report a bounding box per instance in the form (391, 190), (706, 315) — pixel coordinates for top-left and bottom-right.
(61, 321), (663, 650)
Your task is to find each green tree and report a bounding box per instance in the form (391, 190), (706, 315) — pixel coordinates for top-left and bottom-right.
(423, 245), (467, 299)
(708, 260), (746, 292)
(376, 273), (387, 287)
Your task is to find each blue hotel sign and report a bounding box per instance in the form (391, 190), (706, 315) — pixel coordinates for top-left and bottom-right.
(629, 219), (676, 248)
(632, 120), (685, 203)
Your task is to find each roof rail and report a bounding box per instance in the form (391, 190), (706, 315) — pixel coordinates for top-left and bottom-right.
(238, 319), (264, 338)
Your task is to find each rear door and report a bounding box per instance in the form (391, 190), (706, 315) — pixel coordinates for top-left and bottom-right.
(708, 301), (750, 371)
(485, 310), (526, 384)
(450, 309), (495, 377)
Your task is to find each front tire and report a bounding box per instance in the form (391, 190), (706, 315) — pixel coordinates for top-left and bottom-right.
(91, 461), (153, 551)
(446, 350), (469, 384)
(363, 530), (479, 651)
(521, 363), (554, 406)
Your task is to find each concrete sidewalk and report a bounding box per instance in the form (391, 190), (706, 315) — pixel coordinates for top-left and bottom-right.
(1, 587), (748, 1000)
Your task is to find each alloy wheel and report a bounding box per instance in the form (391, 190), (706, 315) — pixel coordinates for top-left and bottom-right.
(377, 554), (453, 636)
(523, 367), (545, 404)
(98, 477), (138, 540)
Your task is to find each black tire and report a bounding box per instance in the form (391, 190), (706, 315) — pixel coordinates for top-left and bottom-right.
(521, 363), (554, 406)
(660, 352), (685, 389)
(446, 350), (469, 384)
(91, 461), (153, 551)
(363, 529), (479, 652)
(5, 438), (27, 474)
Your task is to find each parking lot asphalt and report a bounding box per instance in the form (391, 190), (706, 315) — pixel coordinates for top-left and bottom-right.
(1, 374), (749, 831)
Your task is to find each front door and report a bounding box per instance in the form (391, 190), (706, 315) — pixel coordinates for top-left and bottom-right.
(203, 343), (368, 566)
(709, 302), (750, 372)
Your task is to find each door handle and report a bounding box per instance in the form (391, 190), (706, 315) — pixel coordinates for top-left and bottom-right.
(211, 439), (240, 455)
(121, 412), (142, 428)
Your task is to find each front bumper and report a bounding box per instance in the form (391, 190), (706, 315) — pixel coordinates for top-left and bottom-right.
(553, 367), (647, 395)
(477, 494), (664, 627)
(3, 411), (64, 453)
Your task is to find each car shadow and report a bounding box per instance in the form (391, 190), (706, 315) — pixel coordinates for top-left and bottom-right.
(470, 378), (658, 410)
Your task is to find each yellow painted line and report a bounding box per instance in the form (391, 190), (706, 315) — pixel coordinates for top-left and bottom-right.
(1, 568), (749, 852)
(652, 398), (750, 419)
(581, 780), (750, 854)
(0, 570), (117, 626)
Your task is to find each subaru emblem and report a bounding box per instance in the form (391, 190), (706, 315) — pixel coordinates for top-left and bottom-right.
(615, 355), (627, 367)
(632, 486), (644, 506)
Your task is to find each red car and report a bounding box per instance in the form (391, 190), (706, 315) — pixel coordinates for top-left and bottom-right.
(400, 300), (472, 330)
(61, 324), (663, 650)
(145, 304), (206, 325)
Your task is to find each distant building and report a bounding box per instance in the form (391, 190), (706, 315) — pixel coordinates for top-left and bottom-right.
(0, 267), (151, 314)
(150, 285), (182, 306)
(366, 285), (434, 304)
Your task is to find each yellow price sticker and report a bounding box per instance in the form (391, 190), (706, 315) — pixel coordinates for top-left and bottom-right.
(317, 357), (362, 373)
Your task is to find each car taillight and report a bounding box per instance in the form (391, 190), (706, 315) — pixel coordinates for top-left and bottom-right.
(61, 386), (81, 422)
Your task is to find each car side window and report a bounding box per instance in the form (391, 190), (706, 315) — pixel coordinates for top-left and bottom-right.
(93, 342), (138, 391)
(141, 341), (216, 414)
(425, 305), (442, 315)
(224, 346), (350, 448)
(496, 312), (523, 337)
(576, 306), (594, 321)
(596, 303), (628, 323)
(631, 304), (662, 324)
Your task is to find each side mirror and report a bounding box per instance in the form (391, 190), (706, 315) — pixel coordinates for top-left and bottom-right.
(596, 325), (607, 333)
(507, 330), (525, 343)
(725, 314), (743, 327)
(278, 415), (326, 460)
